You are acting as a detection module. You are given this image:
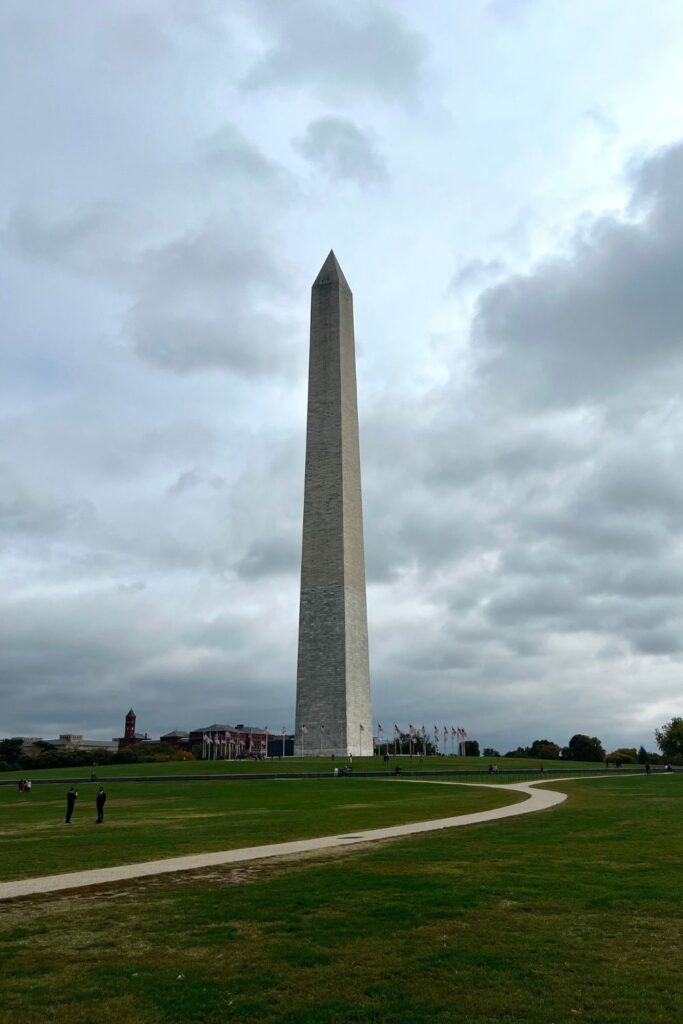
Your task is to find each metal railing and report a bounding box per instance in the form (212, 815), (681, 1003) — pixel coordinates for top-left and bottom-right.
(1, 765), (678, 786)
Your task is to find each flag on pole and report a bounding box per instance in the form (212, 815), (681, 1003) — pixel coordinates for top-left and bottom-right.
(394, 723), (400, 734)
(360, 723), (364, 731)
(377, 723), (383, 733)
(409, 723), (415, 735)
(434, 725), (439, 740)
(282, 725), (286, 734)
(302, 725), (308, 734)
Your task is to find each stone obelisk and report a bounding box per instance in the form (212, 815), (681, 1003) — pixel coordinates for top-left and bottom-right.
(294, 251), (373, 757)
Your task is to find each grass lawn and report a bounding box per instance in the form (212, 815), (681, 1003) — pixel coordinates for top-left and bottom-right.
(0, 774), (680, 1023)
(0, 753), (624, 781)
(0, 777), (522, 882)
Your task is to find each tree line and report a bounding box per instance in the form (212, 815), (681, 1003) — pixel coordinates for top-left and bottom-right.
(482, 718), (683, 764)
(0, 739), (196, 773)
(1, 717), (681, 771)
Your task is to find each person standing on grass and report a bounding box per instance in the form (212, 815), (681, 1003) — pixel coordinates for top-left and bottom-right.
(95, 786), (107, 824)
(65, 787), (78, 824)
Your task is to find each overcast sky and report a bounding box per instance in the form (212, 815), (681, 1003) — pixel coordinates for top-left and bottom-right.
(3, 1), (683, 752)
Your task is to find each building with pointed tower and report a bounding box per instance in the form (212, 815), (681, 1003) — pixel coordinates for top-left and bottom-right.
(115, 708), (150, 748)
(294, 252), (373, 757)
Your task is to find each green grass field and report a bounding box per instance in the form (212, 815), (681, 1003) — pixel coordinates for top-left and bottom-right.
(0, 777), (522, 882)
(0, 753), (629, 780)
(1, 774), (680, 1024)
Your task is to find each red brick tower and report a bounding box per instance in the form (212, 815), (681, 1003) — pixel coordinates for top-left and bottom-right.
(124, 708), (136, 742)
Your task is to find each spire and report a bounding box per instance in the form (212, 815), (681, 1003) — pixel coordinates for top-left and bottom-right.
(313, 250), (350, 291)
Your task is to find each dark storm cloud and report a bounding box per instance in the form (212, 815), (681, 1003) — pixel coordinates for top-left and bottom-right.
(241, 1), (426, 104)
(0, 581), (296, 737)
(294, 117), (388, 186)
(473, 143), (683, 409)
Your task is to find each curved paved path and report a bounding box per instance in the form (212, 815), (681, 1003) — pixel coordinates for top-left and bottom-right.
(0, 776), (625, 902)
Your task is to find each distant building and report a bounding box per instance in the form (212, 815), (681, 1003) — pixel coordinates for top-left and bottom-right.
(12, 737), (42, 756)
(189, 723), (269, 759)
(115, 709), (153, 749)
(160, 729), (190, 747)
(47, 734), (119, 753)
(16, 734), (119, 754)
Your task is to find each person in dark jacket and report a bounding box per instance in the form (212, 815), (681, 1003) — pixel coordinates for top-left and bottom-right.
(65, 788), (78, 824)
(95, 786), (107, 824)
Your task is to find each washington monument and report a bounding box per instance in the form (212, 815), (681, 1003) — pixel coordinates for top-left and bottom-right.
(294, 251), (373, 757)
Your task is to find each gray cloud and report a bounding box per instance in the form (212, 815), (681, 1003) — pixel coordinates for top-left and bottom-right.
(167, 469), (226, 496)
(473, 143), (683, 409)
(486, 0), (537, 23)
(449, 258), (506, 295)
(241, 1), (426, 104)
(199, 124), (294, 194)
(130, 224), (299, 375)
(294, 116), (387, 186)
(4, 203), (136, 282)
(235, 535), (299, 579)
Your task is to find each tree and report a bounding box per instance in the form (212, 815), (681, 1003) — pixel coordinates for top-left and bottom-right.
(528, 739), (561, 760)
(0, 738), (23, 767)
(464, 740), (480, 757)
(563, 734), (605, 762)
(483, 748), (500, 757)
(655, 717), (683, 758)
(504, 746), (529, 759)
(606, 747), (637, 764)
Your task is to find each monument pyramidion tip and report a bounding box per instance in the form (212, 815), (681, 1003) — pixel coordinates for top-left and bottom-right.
(313, 249), (351, 290)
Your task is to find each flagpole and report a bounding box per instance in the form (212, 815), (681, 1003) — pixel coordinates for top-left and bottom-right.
(282, 726), (285, 758)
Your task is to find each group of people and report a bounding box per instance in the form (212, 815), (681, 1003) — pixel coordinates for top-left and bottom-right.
(65, 786), (107, 824)
(16, 778), (32, 792)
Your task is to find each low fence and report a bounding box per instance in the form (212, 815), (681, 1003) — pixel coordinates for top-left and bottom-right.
(1, 765), (678, 787)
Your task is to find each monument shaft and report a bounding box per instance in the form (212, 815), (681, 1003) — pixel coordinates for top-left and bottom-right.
(295, 252), (373, 757)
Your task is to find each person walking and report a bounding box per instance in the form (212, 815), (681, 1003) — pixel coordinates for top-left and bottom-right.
(65, 787), (78, 824)
(95, 786), (107, 824)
